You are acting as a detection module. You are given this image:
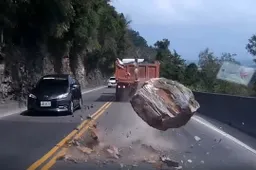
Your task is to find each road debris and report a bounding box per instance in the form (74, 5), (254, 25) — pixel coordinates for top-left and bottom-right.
(80, 115), (84, 121)
(68, 139), (80, 147)
(194, 136), (201, 142)
(62, 123), (183, 169)
(87, 114), (92, 119)
(175, 166), (183, 170)
(77, 146), (93, 154)
(58, 154), (78, 163)
(105, 146), (120, 159)
(160, 156), (180, 167)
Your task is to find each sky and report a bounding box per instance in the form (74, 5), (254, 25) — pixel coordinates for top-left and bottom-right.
(111, 0), (256, 63)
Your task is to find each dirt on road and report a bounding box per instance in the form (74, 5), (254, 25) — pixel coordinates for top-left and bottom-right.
(59, 112), (184, 169)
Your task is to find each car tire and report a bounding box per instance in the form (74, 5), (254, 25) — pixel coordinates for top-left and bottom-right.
(27, 105), (33, 112)
(69, 100), (74, 115)
(108, 86), (111, 88)
(27, 106), (31, 111)
(78, 98), (83, 109)
(26, 108), (33, 115)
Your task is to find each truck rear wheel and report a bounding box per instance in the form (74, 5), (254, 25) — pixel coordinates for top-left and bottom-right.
(116, 87), (130, 102)
(116, 89), (120, 101)
(116, 87), (122, 101)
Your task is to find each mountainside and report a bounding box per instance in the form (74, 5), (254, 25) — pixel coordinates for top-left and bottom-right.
(0, 0), (132, 101)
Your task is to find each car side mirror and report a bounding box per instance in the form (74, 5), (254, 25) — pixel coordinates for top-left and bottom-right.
(29, 85), (36, 93)
(71, 84), (79, 89)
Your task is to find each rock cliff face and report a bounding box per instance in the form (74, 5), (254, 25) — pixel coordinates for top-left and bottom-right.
(0, 45), (107, 102)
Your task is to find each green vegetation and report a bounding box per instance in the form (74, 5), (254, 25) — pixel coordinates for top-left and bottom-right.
(0, 0), (131, 99)
(0, 0), (129, 73)
(129, 32), (256, 96)
(0, 0), (256, 99)
(153, 40), (254, 96)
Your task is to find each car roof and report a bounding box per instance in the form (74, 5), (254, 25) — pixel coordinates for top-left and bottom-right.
(42, 74), (69, 79)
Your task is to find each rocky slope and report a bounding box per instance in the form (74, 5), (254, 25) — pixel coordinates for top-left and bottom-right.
(0, 45), (107, 102)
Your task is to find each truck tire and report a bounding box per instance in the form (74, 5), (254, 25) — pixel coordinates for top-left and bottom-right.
(116, 93), (120, 101)
(68, 100), (74, 115)
(116, 87), (122, 101)
(77, 98), (83, 109)
(117, 88), (131, 102)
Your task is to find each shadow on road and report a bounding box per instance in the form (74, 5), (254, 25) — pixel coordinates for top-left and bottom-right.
(95, 92), (132, 103)
(20, 110), (70, 117)
(102, 92), (115, 95)
(95, 93), (115, 102)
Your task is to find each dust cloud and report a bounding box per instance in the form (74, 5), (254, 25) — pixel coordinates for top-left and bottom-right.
(98, 107), (174, 152)
(105, 80), (175, 151)
(93, 109), (178, 165)
(62, 86), (181, 168)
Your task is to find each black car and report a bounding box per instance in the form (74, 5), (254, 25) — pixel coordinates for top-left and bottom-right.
(27, 74), (82, 114)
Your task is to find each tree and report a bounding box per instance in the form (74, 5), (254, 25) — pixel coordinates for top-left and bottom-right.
(154, 39), (171, 61)
(196, 48), (251, 95)
(0, 0), (134, 100)
(197, 48), (219, 91)
(154, 39), (185, 82)
(184, 63), (199, 86)
(219, 53), (240, 65)
(124, 29), (156, 61)
(127, 29), (147, 47)
(246, 34), (256, 62)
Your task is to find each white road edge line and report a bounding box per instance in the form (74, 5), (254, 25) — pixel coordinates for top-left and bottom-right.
(192, 115), (256, 155)
(0, 108), (27, 119)
(0, 86), (107, 119)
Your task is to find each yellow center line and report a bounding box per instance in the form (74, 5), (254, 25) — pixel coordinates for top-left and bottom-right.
(41, 148), (68, 170)
(40, 102), (113, 170)
(74, 102), (112, 140)
(27, 102), (110, 170)
(76, 102), (110, 130)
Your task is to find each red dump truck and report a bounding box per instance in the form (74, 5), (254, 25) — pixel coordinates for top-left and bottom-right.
(114, 58), (160, 101)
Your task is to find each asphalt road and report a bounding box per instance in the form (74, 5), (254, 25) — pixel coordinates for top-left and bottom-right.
(0, 87), (256, 170)
(52, 88), (256, 170)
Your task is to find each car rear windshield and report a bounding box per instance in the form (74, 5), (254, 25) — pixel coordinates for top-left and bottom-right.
(36, 78), (69, 91)
(110, 77), (116, 80)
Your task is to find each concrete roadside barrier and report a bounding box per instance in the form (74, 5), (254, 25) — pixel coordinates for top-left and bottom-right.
(194, 91), (256, 138)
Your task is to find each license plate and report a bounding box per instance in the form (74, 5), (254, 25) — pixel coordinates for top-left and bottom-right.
(40, 101), (51, 107)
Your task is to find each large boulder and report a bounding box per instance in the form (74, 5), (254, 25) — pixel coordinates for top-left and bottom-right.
(130, 78), (200, 131)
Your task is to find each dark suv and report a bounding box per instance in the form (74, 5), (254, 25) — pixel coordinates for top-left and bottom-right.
(27, 74), (82, 115)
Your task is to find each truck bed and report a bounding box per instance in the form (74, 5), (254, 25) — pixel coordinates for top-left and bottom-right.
(115, 62), (160, 83)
